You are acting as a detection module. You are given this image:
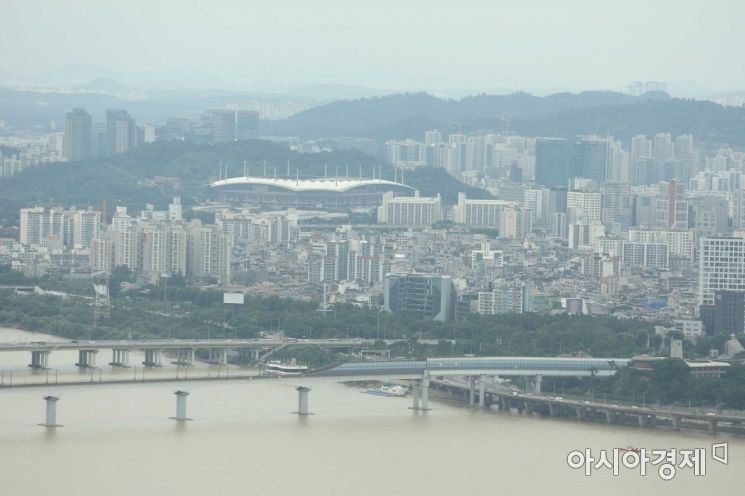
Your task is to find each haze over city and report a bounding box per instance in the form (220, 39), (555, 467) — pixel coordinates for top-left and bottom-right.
(2, 0), (745, 96)
(1, 2), (745, 495)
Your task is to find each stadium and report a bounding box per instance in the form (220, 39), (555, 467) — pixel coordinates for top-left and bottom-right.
(210, 176), (416, 209)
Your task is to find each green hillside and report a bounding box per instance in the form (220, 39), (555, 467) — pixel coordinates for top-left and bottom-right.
(0, 140), (489, 227)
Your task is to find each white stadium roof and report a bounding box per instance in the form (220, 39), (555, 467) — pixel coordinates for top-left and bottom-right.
(210, 176), (414, 193)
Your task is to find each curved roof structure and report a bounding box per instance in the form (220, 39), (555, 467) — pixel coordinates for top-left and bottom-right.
(210, 176), (415, 194)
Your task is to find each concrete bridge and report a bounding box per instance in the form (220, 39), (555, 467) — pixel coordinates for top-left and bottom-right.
(429, 377), (745, 435)
(318, 356), (629, 411)
(0, 338), (375, 369)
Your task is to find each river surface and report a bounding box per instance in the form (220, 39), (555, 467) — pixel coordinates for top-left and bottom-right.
(0, 326), (743, 495)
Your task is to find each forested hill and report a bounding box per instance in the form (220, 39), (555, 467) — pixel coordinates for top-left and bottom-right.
(264, 91), (745, 145)
(0, 140), (490, 226)
(262, 91), (659, 139)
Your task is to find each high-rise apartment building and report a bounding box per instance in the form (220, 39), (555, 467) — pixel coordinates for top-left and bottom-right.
(377, 192), (442, 227)
(63, 108), (92, 161)
(477, 280), (531, 315)
(567, 190), (602, 223)
(72, 209), (101, 250)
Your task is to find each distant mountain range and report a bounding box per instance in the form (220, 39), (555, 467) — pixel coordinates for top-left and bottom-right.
(264, 91), (745, 145)
(0, 78), (394, 127)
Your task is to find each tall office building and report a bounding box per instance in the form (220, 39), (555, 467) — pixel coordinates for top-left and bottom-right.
(578, 137), (610, 183)
(699, 290), (745, 336)
(698, 236), (745, 306)
(384, 272), (456, 321)
(205, 109), (236, 143)
(535, 137), (608, 186)
(535, 138), (583, 187)
(106, 109), (137, 155)
(63, 108), (92, 161)
(236, 110), (260, 140)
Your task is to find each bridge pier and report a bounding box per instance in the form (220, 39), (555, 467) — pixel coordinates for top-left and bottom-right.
(548, 403), (556, 417)
(527, 374), (542, 393)
(29, 350), (51, 369)
(708, 418), (718, 434)
(170, 390), (193, 421)
(604, 410), (613, 424)
(421, 373), (430, 410)
(478, 375), (486, 408)
(671, 415), (681, 431)
(143, 349), (163, 367)
(575, 406), (583, 420)
(294, 386), (311, 415)
(172, 348), (194, 366)
(207, 348), (227, 365)
(637, 415), (647, 428)
(410, 374), (431, 411)
(110, 349), (131, 367)
(76, 350), (98, 368)
(39, 395), (62, 427)
(238, 348), (258, 363)
(468, 376), (476, 407)
(411, 382), (421, 410)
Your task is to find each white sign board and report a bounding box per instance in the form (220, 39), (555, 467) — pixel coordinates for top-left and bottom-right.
(223, 292), (245, 305)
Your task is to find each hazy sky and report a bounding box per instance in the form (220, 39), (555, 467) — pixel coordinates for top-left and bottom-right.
(2, 0), (744, 94)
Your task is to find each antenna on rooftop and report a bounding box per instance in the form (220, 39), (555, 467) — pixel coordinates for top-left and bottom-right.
(263, 160), (267, 177)
(287, 160), (290, 177)
(243, 160), (247, 177)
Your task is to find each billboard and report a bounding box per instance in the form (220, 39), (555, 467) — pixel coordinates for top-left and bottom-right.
(223, 292), (245, 305)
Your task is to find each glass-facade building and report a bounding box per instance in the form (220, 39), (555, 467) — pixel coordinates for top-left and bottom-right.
(535, 138), (609, 187)
(384, 272), (456, 321)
